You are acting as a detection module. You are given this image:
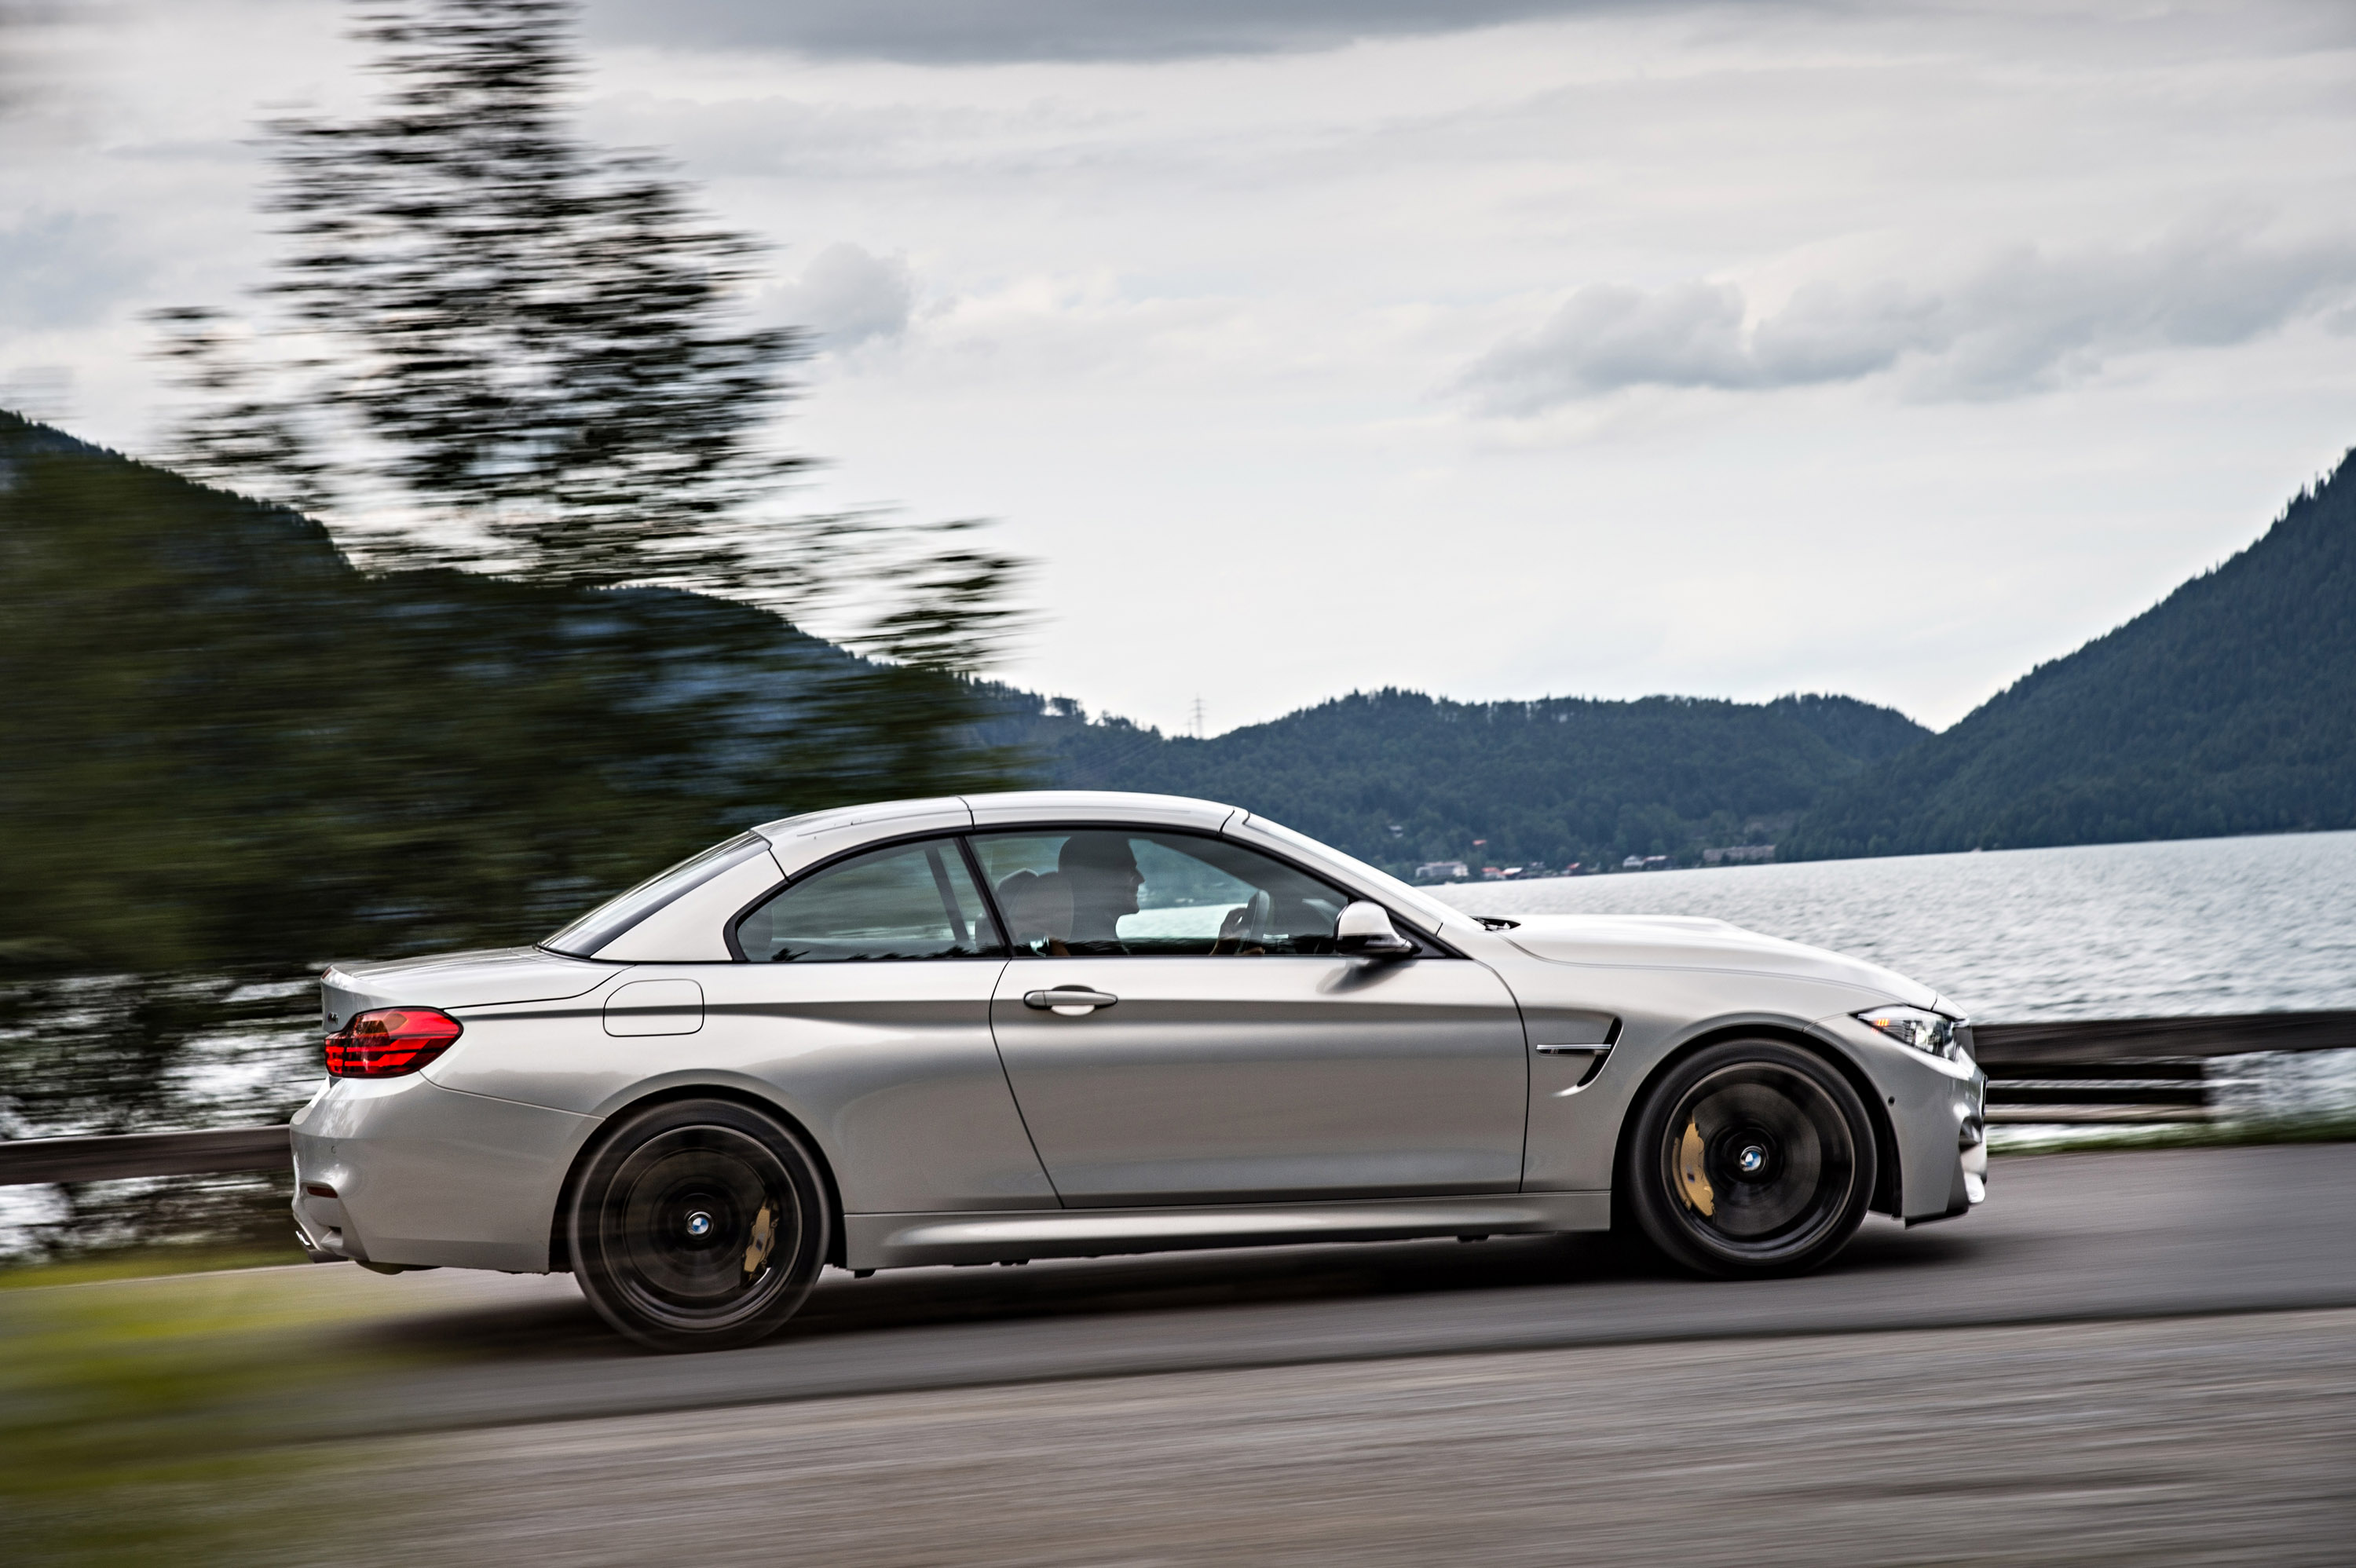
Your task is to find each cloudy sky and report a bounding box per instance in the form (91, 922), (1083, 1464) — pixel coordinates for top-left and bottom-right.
(7, 0), (2356, 734)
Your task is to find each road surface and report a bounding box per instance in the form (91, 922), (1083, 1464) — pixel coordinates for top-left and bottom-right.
(346, 1308), (2356, 1566)
(337, 1144), (2356, 1431)
(108, 1146), (2356, 1563)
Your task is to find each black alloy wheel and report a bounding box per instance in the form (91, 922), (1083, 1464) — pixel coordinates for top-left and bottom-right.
(569, 1098), (829, 1352)
(1622, 1039), (1877, 1278)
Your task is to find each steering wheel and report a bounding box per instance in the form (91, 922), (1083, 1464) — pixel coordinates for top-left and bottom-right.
(1242, 889), (1273, 944)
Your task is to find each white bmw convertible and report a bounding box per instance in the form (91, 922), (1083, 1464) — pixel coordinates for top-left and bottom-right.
(294, 791), (1986, 1350)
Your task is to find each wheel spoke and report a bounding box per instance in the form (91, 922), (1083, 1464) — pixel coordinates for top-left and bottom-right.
(1657, 1058), (1859, 1260)
(571, 1101), (829, 1352)
(598, 1125), (802, 1327)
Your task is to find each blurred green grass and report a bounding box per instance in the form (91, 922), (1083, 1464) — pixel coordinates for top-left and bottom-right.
(0, 1241), (311, 1291)
(0, 1265), (410, 1565)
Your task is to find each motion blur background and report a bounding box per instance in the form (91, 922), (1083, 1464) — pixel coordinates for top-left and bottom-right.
(5, 2), (2356, 1563)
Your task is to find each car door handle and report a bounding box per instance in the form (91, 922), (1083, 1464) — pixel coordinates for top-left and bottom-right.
(1024, 988), (1119, 1016)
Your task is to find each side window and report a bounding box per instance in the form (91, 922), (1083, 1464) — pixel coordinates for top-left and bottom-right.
(737, 839), (1002, 963)
(968, 830), (1350, 957)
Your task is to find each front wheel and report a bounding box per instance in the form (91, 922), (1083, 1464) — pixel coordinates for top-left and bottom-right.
(569, 1098), (830, 1352)
(1622, 1040), (1877, 1278)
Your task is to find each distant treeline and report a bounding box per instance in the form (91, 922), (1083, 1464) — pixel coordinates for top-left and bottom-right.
(987, 688), (1927, 874)
(989, 448), (2356, 873)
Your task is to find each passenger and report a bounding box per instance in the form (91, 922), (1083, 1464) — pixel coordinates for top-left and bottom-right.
(1057, 833), (1143, 949)
(997, 869), (1072, 956)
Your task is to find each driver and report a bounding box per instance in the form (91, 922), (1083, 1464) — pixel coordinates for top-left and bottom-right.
(1058, 832), (1143, 948)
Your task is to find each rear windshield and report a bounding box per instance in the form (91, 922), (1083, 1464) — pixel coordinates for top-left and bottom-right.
(542, 832), (772, 957)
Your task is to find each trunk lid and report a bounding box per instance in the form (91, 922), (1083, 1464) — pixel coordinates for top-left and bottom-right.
(320, 945), (617, 1028)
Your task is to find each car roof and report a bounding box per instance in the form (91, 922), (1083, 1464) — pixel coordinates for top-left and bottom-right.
(750, 791), (1241, 877)
(963, 790), (1237, 833)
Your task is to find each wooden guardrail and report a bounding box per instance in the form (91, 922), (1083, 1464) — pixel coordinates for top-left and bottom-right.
(2, 1010), (2352, 1179)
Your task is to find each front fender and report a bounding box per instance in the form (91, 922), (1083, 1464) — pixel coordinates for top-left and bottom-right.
(1501, 948), (1973, 1216)
(1520, 1001), (1863, 1193)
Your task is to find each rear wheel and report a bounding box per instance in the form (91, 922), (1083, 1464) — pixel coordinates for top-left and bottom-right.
(569, 1098), (829, 1352)
(1623, 1040), (1876, 1277)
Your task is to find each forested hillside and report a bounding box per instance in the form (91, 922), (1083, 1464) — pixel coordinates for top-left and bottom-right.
(32, 409), (2345, 965)
(1787, 450), (2356, 859)
(5, 410), (1926, 979)
(0, 414), (1019, 974)
(993, 687), (1928, 874)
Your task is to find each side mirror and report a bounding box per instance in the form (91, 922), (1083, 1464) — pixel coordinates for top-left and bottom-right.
(1336, 901), (1416, 958)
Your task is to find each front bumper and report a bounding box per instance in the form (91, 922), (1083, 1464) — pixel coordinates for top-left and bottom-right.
(291, 1073), (597, 1273)
(1939, 1095), (1991, 1223)
(1813, 1011), (1987, 1224)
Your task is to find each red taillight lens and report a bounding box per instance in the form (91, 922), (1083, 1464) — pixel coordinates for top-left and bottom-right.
(325, 1007), (462, 1078)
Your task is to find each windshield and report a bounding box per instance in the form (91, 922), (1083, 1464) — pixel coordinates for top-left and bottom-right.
(543, 832), (771, 957)
(1238, 813), (1461, 934)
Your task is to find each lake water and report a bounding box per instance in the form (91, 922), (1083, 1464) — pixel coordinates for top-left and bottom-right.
(1424, 830), (2356, 1022)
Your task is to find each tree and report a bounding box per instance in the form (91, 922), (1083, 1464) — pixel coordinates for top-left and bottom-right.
(153, 0), (1016, 665)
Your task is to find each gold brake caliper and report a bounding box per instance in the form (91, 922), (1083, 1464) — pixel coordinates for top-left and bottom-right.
(743, 1202), (777, 1278)
(1676, 1120), (1716, 1217)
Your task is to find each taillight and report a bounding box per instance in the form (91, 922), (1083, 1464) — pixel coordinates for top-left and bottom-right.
(325, 1007), (462, 1078)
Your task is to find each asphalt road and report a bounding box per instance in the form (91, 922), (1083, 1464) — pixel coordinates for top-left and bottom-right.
(20, 1144), (2344, 1564)
(346, 1309), (2356, 1567)
(342, 1143), (2356, 1432)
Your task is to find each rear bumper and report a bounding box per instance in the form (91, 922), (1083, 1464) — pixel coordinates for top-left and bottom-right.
(291, 1203), (346, 1264)
(290, 1073), (597, 1273)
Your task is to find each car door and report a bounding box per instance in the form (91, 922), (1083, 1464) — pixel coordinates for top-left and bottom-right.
(689, 834), (1055, 1214)
(972, 827), (1528, 1206)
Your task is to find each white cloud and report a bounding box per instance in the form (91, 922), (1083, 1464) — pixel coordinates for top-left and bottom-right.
(766, 242), (915, 349)
(1466, 228), (2356, 412)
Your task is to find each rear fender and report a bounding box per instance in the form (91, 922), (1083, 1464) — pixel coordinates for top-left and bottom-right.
(547, 1076), (848, 1273)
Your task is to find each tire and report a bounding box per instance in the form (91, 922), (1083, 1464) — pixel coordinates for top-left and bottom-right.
(1622, 1039), (1877, 1278)
(569, 1098), (831, 1352)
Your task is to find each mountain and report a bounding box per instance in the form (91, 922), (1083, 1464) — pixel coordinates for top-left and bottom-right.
(990, 687), (1930, 874)
(1787, 449), (2356, 859)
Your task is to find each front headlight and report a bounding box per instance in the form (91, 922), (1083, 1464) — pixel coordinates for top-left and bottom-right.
(1855, 1004), (1965, 1061)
